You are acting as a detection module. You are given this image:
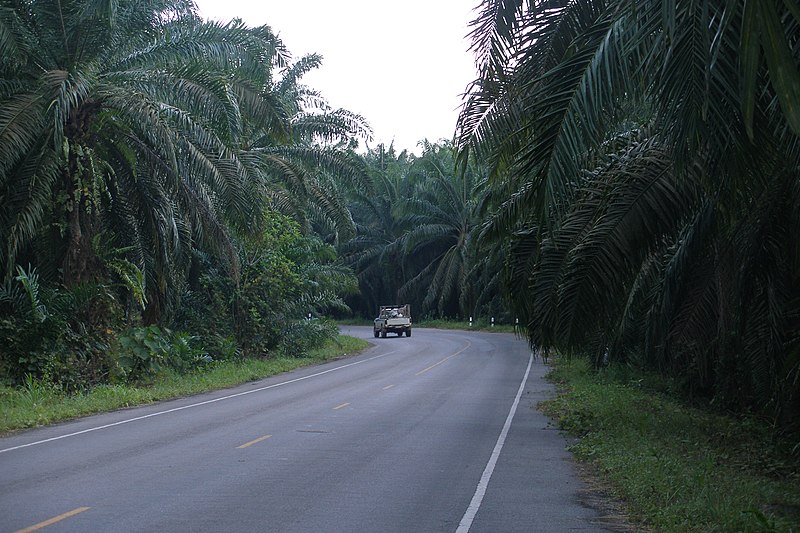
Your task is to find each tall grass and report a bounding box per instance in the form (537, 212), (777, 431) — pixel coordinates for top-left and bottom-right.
(541, 358), (800, 531)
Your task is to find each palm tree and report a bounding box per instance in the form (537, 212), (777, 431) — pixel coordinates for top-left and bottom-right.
(0, 0), (297, 321)
(339, 144), (414, 315)
(396, 140), (487, 317)
(342, 141), (500, 320)
(0, 0), (371, 324)
(241, 53), (373, 245)
(458, 0), (800, 424)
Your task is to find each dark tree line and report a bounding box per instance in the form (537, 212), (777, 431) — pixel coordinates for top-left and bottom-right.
(456, 0), (800, 432)
(339, 140), (506, 322)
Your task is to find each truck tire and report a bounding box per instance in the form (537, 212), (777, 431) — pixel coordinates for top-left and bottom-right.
(406, 328), (412, 337)
(374, 329), (379, 338)
(381, 328), (387, 338)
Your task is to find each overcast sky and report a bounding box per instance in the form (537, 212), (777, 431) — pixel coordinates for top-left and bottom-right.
(193, 0), (479, 154)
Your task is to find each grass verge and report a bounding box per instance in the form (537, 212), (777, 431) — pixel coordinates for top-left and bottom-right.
(540, 357), (800, 532)
(0, 334), (369, 435)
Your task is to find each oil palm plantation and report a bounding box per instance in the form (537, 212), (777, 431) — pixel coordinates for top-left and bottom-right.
(1, 0), (294, 321)
(395, 141), (489, 317)
(244, 52), (372, 244)
(458, 0), (800, 426)
(339, 144), (414, 314)
(0, 1), (372, 386)
(1, 0), (370, 321)
(342, 141), (499, 319)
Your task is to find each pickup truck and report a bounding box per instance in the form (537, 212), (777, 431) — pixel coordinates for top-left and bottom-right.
(373, 304), (412, 338)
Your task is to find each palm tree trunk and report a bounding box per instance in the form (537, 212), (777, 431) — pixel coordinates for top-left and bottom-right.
(62, 165), (89, 286)
(61, 160), (99, 287)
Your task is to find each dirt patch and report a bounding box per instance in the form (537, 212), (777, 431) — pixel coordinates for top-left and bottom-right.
(572, 459), (650, 532)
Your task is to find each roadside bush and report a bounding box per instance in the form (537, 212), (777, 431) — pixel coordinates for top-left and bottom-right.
(0, 266), (64, 383)
(172, 211), (356, 359)
(114, 327), (214, 382)
(202, 334), (241, 362)
(114, 325), (170, 382)
(166, 332), (213, 373)
(0, 266), (118, 389)
(276, 319), (338, 357)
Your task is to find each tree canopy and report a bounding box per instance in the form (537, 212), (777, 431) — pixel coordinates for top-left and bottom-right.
(0, 0), (368, 385)
(340, 140), (505, 320)
(457, 0), (800, 429)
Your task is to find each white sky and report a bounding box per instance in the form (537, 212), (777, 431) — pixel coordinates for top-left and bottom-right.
(193, 0), (479, 154)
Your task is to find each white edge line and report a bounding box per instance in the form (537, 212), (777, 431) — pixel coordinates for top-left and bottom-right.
(0, 348), (400, 454)
(456, 353), (533, 533)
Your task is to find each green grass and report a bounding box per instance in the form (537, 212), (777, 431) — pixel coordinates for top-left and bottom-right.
(540, 358), (800, 532)
(0, 335), (369, 435)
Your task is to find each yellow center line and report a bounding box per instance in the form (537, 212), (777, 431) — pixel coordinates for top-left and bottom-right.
(382, 384), (395, 390)
(237, 435), (272, 449)
(333, 402), (351, 410)
(15, 507), (90, 533)
(416, 341), (472, 376)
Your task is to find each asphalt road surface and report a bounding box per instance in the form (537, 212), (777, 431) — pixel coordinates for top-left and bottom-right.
(1, 327), (610, 532)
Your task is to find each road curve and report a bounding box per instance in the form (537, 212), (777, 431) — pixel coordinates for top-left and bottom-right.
(1, 327), (609, 532)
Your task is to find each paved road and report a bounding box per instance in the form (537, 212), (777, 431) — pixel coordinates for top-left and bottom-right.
(1, 327), (609, 532)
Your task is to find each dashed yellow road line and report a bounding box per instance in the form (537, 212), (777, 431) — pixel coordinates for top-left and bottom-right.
(14, 507), (90, 533)
(333, 402), (351, 410)
(382, 384), (395, 390)
(416, 342), (472, 376)
(237, 435), (272, 449)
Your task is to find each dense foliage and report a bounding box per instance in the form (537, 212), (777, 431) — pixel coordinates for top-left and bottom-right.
(4, 0), (798, 442)
(0, 0), (366, 388)
(340, 141), (507, 321)
(457, 0), (800, 432)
